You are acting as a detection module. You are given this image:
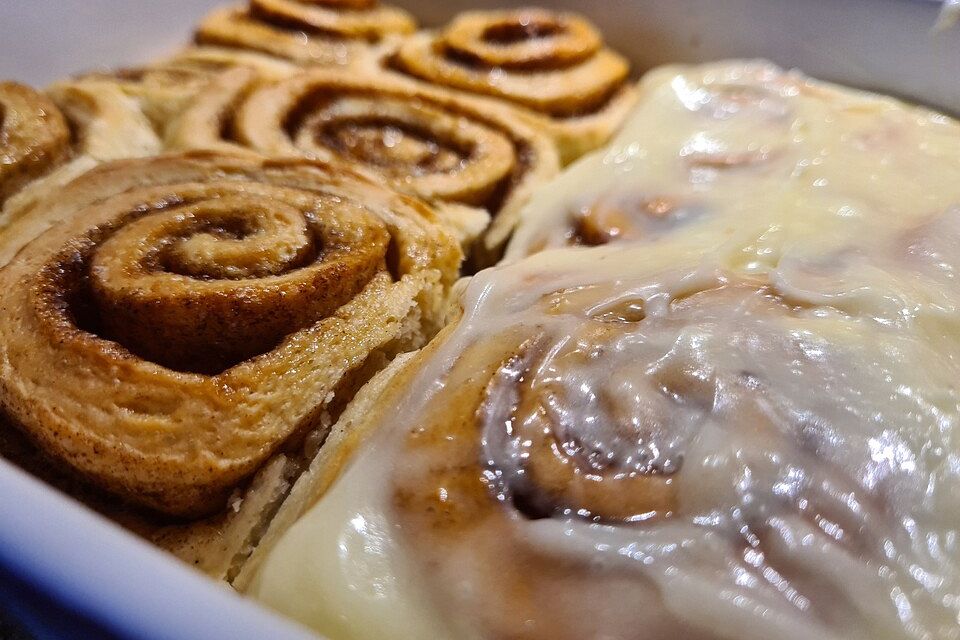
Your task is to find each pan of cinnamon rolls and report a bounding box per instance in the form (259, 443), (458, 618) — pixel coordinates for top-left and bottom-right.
(3, 2), (960, 639)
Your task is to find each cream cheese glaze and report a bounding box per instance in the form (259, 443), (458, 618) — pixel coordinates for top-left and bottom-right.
(249, 60), (960, 640)
(506, 60), (960, 261)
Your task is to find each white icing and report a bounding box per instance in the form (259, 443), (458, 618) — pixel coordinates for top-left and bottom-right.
(250, 61), (960, 640)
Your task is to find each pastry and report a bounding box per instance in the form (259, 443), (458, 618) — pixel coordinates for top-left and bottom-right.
(0, 82), (71, 207)
(247, 228), (960, 640)
(241, 60), (960, 639)
(386, 8), (638, 164)
(5, 4), (960, 637)
(72, 46), (296, 135)
(505, 60), (960, 261)
(195, 0), (416, 66)
(0, 152), (460, 574)
(1, 80), (159, 231)
(165, 67), (559, 259)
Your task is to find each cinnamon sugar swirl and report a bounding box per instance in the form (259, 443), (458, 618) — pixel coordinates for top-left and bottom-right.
(166, 68), (559, 259)
(0, 152), (459, 574)
(195, 0), (416, 67)
(386, 8), (638, 164)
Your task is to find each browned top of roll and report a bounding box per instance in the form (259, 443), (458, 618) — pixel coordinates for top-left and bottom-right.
(0, 152), (460, 517)
(391, 8), (630, 118)
(0, 82), (72, 205)
(195, 0), (416, 65)
(165, 68), (560, 257)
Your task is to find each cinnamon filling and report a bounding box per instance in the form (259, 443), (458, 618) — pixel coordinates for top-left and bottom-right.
(33, 183), (389, 374)
(481, 19), (563, 44)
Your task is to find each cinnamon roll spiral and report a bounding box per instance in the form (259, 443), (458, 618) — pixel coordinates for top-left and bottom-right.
(1, 81), (160, 232)
(73, 47), (296, 135)
(166, 68), (559, 258)
(388, 8), (638, 164)
(390, 274), (937, 639)
(0, 82), (71, 206)
(195, 0), (416, 66)
(0, 153), (460, 518)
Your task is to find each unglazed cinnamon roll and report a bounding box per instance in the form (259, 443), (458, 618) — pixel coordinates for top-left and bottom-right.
(506, 60), (960, 261)
(0, 153), (459, 533)
(246, 233), (960, 640)
(195, 0), (416, 67)
(387, 8), (638, 164)
(73, 47), (296, 134)
(1, 80), (159, 231)
(0, 82), (71, 207)
(166, 68), (559, 258)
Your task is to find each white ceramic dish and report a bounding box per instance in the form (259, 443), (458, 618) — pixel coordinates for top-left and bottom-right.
(0, 1), (957, 639)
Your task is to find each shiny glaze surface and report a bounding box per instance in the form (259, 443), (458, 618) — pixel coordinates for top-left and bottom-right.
(251, 61), (960, 640)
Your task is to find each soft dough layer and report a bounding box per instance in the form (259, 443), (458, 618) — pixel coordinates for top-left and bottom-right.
(248, 61), (960, 640)
(165, 67), (559, 259)
(0, 153), (460, 518)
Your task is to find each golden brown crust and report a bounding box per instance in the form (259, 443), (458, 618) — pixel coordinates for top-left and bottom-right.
(0, 152), (460, 517)
(386, 9), (638, 164)
(195, 0), (415, 66)
(0, 82), (72, 206)
(0, 411), (293, 581)
(166, 68), (559, 260)
(0, 80), (161, 234)
(249, 0), (415, 40)
(70, 48), (296, 137)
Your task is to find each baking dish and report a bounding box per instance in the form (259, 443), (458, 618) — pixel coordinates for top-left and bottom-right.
(0, 1), (957, 638)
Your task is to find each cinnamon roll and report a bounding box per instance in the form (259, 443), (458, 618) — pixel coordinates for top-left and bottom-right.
(1, 80), (159, 231)
(195, 0), (416, 67)
(241, 59), (960, 639)
(387, 8), (638, 164)
(0, 153), (460, 530)
(166, 68), (559, 258)
(506, 60), (960, 261)
(246, 235), (960, 640)
(71, 48), (296, 136)
(0, 82), (71, 207)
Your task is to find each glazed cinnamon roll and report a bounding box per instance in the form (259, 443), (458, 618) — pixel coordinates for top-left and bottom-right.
(195, 0), (416, 67)
(0, 153), (460, 527)
(506, 60), (960, 261)
(238, 59), (960, 638)
(387, 8), (638, 164)
(246, 238), (960, 640)
(166, 68), (559, 258)
(1, 80), (159, 231)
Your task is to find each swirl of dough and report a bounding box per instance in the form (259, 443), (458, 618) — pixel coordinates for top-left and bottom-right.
(88, 183), (388, 372)
(0, 153), (460, 518)
(166, 67), (559, 259)
(478, 329), (678, 523)
(389, 8), (638, 164)
(73, 47), (296, 134)
(195, 0), (415, 66)
(248, 0), (415, 40)
(0, 80), (160, 232)
(0, 82), (71, 205)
